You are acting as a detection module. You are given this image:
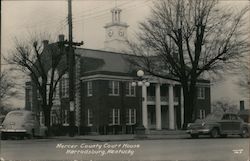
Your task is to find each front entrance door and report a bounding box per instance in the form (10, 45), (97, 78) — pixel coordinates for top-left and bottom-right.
(161, 106), (169, 129)
(148, 106), (156, 129)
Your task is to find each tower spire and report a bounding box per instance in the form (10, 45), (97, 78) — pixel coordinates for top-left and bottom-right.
(104, 5), (129, 53)
(111, 7), (121, 24)
(115, 0), (117, 7)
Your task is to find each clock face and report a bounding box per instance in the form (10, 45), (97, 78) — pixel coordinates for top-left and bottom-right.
(119, 30), (124, 37)
(108, 30), (113, 37)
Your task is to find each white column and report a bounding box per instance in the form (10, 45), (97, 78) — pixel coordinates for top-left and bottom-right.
(181, 87), (184, 128)
(112, 11), (114, 22)
(155, 83), (162, 130)
(142, 85), (148, 129)
(168, 84), (175, 130)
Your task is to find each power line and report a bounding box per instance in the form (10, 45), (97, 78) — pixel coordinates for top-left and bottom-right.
(72, 1), (150, 23)
(75, 1), (140, 18)
(55, 18), (68, 36)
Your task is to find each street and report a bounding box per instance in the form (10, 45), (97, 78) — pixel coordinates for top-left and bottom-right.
(0, 137), (249, 161)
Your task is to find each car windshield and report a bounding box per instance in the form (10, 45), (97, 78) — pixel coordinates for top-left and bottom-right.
(205, 113), (222, 121)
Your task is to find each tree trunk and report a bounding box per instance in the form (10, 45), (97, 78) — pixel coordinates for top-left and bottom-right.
(43, 106), (51, 136)
(182, 82), (197, 129)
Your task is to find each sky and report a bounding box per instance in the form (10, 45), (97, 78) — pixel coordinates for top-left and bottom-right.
(1, 0), (250, 109)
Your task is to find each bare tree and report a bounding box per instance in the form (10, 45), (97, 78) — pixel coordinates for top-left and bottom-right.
(0, 71), (14, 100)
(0, 70), (21, 115)
(235, 60), (250, 96)
(212, 98), (238, 114)
(7, 35), (68, 133)
(129, 0), (249, 126)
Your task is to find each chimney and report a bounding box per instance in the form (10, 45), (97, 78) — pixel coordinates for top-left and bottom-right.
(58, 34), (65, 42)
(240, 100), (245, 111)
(42, 40), (49, 47)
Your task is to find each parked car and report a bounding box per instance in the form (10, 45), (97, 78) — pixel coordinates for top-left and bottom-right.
(1, 110), (48, 139)
(186, 113), (249, 138)
(0, 115), (5, 130)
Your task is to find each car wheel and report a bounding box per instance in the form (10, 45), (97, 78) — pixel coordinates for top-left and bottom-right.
(210, 128), (219, 138)
(240, 128), (249, 138)
(1, 133), (7, 140)
(27, 129), (35, 139)
(191, 134), (199, 139)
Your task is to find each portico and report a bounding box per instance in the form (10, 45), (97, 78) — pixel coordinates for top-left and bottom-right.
(141, 79), (184, 130)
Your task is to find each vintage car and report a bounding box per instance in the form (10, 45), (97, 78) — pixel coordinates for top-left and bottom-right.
(186, 113), (249, 138)
(0, 115), (5, 130)
(1, 110), (48, 139)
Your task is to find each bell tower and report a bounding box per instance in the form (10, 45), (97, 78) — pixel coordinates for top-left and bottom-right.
(104, 7), (129, 53)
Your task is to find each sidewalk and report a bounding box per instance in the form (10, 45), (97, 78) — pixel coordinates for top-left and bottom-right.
(51, 130), (189, 141)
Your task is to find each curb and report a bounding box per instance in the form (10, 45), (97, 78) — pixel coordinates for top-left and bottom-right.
(49, 134), (189, 142)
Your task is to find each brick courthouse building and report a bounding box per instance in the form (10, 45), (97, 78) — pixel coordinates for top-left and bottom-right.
(25, 7), (211, 134)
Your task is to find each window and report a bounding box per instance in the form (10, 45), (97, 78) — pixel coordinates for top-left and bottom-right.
(109, 81), (119, 96)
(40, 111), (44, 125)
(197, 87), (205, 99)
(125, 82), (136, 96)
(26, 88), (32, 102)
(87, 81), (93, 96)
(26, 88), (33, 111)
(87, 109), (93, 126)
(63, 110), (69, 126)
(61, 73), (69, 97)
(231, 114), (238, 120)
(50, 111), (58, 125)
(109, 109), (120, 125)
(222, 114), (230, 120)
(126, 108), (136, 125)
(54, 83), (60, 99)
(199, 109), (206, 119)
(47, 69), (60, 99)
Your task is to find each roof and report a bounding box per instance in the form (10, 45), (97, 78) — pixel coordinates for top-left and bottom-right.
(75, 48), (210, 83)
(75, 48), (137, 77)
(75, 48), (210, 84)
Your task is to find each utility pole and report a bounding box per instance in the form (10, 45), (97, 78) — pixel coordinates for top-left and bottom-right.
(67, 0), (83, 137)
(0, 0), (2, 106)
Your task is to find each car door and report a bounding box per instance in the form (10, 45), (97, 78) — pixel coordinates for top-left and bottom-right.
(219, 114), (232, 134)
(230, 114), (241, 134)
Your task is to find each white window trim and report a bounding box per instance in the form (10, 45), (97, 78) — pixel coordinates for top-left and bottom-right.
(63, 110), (69, 126)
(87, 109), (93, 126)
(87, 81), (93, 97)
(50, 111), (55, 126)
(27, 88), (33, 111)
(197, 87), (205, 99)
(109, 81), (120, 96)
(126, 108), (136, 125)
(109, 108), (120, 125)
(125, 82), (136, 97)
(61, 73), (69, 98)
(199, 109), (206, 119)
